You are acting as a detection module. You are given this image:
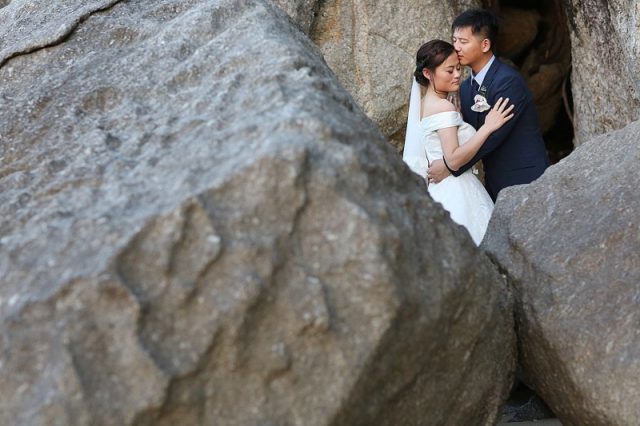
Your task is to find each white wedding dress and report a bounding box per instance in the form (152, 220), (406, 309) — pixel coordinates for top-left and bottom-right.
(403, 81), (493, 245)
(419, 111), (493, 245)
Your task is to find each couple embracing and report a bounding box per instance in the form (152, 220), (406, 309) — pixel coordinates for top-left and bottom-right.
(403, 10), (549, 245)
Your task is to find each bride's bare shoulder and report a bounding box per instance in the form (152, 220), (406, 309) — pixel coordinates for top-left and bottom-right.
(422, 97), (456, 117)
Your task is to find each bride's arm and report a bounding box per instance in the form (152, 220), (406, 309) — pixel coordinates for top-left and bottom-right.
(438, 98), (513, 171)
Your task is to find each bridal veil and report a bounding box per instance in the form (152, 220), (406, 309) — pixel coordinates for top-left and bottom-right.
(402, 80), (428, 179)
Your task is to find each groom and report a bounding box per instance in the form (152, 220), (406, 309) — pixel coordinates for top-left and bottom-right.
(427, 9), (549, 201)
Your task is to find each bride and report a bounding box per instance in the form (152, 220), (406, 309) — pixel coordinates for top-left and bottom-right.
(403, 40), (514, 245)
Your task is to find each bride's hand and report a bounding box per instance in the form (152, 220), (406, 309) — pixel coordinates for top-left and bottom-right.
(484, 97), (515, 132)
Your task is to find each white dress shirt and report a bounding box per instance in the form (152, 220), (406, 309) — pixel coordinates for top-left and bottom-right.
(472, 55), (496, 88)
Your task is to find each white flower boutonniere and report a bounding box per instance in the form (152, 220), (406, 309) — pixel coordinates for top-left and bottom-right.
(471, 94), (491, 112)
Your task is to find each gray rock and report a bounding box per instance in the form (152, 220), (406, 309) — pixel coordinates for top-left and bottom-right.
(0, 0), (514, 424)
(0, 0), (121, 67)
(563, 0), (640, 144)
(269, 0), (321, 33)
(483, 120), (640, 425)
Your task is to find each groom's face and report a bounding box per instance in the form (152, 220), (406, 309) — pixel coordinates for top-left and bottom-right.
(453, 26), (487, 68)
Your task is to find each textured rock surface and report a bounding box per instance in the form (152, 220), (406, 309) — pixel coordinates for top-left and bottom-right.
(496, 8), (540, 60)
(0, 0), (121, 67)
(269, 0), (321, 33)
(562, 0), (640, 144)
(483, 120), (640, 425)
(0, 0), (515, 425)
(526, 63), (566, 134)
(309, 0), (480, 149)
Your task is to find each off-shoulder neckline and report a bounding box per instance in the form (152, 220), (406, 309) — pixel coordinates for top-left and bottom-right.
(420, 111), (461, 122)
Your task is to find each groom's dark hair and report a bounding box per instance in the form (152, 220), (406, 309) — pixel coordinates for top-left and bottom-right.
(452, 9), (499, 51)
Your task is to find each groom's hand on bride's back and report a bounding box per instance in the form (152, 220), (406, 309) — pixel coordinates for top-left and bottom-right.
(427, 159), (450, 184)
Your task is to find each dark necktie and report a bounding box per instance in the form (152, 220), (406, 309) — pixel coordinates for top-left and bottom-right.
(471, 78), (480, 94)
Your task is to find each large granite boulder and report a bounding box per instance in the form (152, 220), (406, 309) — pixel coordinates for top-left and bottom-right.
(483, 120), (640, 425)
(0, 0), (514, 425)
(308, 0), (479, 149)
(563, 0), (640, 144)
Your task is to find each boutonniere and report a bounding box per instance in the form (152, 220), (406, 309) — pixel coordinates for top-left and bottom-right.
(471, 85), (490, 112)
(471, 93), (491, 112)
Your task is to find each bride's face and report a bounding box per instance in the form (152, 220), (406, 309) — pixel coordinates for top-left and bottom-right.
(431, 53), (461, 92)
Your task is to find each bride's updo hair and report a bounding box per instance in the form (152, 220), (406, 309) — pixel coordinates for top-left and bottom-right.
(414, 40), (456, 87)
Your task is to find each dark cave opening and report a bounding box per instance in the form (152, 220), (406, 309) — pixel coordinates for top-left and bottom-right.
(483, 0), (575, 164)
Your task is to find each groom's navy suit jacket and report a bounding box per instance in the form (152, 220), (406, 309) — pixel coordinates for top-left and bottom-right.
(452, 58), (549, 201)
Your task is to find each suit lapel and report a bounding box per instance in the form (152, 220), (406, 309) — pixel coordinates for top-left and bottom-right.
(473, 57), (502, 129)
(480, 57), (501, 102)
